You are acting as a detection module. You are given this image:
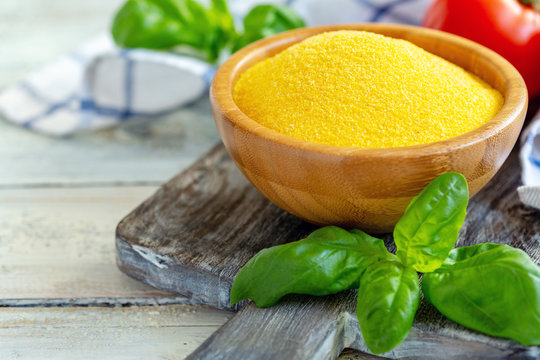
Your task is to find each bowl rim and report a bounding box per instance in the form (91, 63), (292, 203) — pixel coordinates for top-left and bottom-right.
(211, 23), (528, 158)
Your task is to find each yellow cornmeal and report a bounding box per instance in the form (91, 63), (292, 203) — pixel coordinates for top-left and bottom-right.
(233, 31), (504, 148)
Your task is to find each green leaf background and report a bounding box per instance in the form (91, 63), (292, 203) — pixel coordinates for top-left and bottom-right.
(112, 0), (304, 62)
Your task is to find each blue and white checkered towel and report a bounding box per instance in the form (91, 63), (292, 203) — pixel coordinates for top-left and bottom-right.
(0, 35), (215, 135)
(1, 0), (539, 209)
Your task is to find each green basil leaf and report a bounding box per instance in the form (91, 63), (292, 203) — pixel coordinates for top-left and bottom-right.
(232, 4), (305, 52)
(208, 0), (235, 37)
(394, 172), (469, 272)
(111, 0), (237, 62)
(204, 0), (237, 61)
(357, 261), (420, 354)
(230, 226), (391, 307)
(112, 0), (190, 49)
(423, 244), (540, 345)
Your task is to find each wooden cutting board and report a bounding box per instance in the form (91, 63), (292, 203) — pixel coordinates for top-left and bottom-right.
(116, 143), (540, 359)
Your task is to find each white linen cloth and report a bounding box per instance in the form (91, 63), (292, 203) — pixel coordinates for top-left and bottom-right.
(519, 116), (540, 210)
(0, 35), (215, 135)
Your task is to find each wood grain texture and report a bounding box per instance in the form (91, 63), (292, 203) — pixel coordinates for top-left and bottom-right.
(211, 24), (528, 232)
(191, 295), (540, 360)
(117, 142), (539, 359)
(0, 96), (219, 188)
(338, 349), (384, 360)
(117, 145), (316, 310)
(0, 186), (186, 304)
(0, 305), (232, 359)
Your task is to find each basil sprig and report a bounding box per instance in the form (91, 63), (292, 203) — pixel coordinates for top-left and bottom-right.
(112, 0), (235, 62)
(231, 172), (540, 353)
(111, 0), (305, 63)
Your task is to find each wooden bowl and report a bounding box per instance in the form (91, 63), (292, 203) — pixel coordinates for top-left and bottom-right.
(210, 24), (527, 233)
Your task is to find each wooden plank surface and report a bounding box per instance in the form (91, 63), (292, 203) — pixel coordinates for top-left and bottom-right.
(117, 143), (539, 359)
(0, 97), (220, 188)
(0, 305), (232, 359)
(0, 1), (233, 358)
(116, 145), (316, 310)
(0, 0), (219, 189)
(0, 186), (188, 304)
(191, 295), (540, 360)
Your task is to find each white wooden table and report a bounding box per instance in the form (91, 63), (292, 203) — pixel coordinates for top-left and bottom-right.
(0, 2), (368, 358)
(0, 1), (230, 358)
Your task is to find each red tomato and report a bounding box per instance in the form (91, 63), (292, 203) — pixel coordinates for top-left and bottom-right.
(423, 0), (540, 98)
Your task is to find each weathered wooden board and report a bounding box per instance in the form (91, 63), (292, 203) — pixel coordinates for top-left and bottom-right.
(116, 145), (316, 310)
(117, 142), (540, 359)
(0, 305), (232, 359)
